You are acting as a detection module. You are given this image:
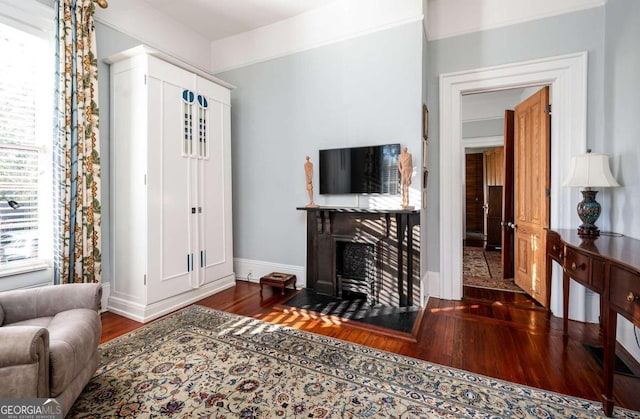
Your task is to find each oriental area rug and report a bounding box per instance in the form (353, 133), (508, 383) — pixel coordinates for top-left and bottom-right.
(463, 247), (524, 293)
(69, 305), (639, 418)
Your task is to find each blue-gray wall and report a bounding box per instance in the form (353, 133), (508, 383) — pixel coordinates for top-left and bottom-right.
(604, 0), (640, 360)
(217, 22), (424, 267)
(426, 6), (606, 271)
(462, 119), (503, 139)
(92, 3), (638, 293)
(605, 0), (640, 239)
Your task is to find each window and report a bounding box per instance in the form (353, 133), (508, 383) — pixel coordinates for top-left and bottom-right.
(0, 1), (54, 276)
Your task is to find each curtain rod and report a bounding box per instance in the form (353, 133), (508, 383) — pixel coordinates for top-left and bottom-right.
(94, 0), (108, 8)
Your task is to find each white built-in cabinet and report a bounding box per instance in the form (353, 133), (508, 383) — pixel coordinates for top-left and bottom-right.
(106, 46), (235, 322)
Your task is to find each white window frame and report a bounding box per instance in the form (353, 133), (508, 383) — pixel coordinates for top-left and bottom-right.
(0, 0), (55, 288)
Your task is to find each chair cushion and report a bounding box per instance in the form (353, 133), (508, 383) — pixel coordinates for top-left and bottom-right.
(9, 309), (101, 397)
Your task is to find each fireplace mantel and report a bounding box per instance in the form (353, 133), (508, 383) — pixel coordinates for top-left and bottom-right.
(296, 206), (419, 215)
(297, 207), (420, 307)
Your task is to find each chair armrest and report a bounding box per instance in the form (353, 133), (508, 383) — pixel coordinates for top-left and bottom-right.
(0, 283), (102, 324)
(0, 326), (49, 367)
(0, 326), (50, 397)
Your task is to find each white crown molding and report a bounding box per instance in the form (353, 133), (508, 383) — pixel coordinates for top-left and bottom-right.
(427, 0), (606, 41)
(462, 136), (504, 149)
(104, 45), (235, 90)
(462, 116), (504, 123)
(210, 0), (423, 74)
(95, 0), (211, 71)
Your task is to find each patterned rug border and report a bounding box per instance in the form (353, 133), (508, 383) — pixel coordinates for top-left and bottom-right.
(88, 305), (639, 418)
(463, 282), (526, 294)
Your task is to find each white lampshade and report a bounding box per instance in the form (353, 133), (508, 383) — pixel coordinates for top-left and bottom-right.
(562, 153), (620, 188)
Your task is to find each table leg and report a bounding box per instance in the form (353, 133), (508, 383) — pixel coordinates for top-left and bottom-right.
(562, 271), (570, 345)
(602, 306), (617, 417)
(545, 255), (553, 319)
(396, 213), (406, 307)
(406, 219), (414, 307)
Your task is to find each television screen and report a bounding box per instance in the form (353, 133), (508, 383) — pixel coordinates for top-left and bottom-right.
(319, 144), (401, 194)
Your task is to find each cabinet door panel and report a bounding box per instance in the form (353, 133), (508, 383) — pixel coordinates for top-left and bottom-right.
(199, 99), (233, 283)
(111, 66), (148, 303)
(147, 78), (193, 303)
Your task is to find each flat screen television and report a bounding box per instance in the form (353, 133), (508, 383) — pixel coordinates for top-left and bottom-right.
(319, 143), (401, 195)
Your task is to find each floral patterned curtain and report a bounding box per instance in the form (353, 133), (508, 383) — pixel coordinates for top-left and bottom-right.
(53, 0), (101, 284)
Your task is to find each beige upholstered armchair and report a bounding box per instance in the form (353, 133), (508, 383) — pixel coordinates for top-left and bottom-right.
(0, 283), (102, 417)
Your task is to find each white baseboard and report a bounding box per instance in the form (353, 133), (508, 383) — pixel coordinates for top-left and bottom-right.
(234, 258), (305, 288)
(106, 274), (235, 323)
(100, 282), (110, 313)
(422, 270), (440, 304)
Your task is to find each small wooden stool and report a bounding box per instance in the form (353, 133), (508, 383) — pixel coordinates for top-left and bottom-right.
(260, 272), (296, 296)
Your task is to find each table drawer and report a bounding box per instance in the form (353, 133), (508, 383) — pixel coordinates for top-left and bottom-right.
(609, 264), (640, 323)
(564, 248), (590, 283)
(547, 230), (564, 262)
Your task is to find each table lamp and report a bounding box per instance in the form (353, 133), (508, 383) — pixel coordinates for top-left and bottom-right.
(562, 151), (619, 237)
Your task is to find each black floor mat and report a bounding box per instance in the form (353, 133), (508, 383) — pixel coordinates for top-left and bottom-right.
(584, 344), (639, 378)
(281, 289), (420, 334)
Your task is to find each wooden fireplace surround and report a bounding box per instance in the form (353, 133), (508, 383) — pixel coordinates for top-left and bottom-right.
(297, 207), (420, 307)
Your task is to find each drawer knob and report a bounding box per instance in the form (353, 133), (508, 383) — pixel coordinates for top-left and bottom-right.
(571, 262), (586, 271)
(628, 292), (638, 302)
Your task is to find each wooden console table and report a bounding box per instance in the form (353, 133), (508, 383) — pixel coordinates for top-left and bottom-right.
(546, 229), (640, 416)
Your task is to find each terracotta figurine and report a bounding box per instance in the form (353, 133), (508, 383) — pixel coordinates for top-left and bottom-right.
(305, 156), (319, 208)
(398, 147), (414, 209)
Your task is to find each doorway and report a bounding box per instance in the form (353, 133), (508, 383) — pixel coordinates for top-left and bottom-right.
(463, 146), (520, 292)
(460, 88), (544, 295)
(462, 86), (551, 298)
(436, 52), (587, 312)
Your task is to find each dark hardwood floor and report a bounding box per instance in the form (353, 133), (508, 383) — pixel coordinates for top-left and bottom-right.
(100, 281), (640, 413)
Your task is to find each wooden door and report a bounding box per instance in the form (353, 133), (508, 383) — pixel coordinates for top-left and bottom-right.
(483, 147), (504, 187)
(465, 153), (484, 235)
(486, 186), (503, 250)
(483, 147), (504, 250)
(513, 87), (551, 306)
(502, 110), (515, 279)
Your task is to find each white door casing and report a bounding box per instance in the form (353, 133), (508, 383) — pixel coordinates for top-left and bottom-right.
(438, 52), (588, 317)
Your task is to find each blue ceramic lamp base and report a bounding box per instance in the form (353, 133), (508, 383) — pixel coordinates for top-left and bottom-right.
(577, 189), (601, 237)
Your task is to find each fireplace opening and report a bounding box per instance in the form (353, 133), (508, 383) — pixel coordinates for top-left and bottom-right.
(336, 241), (377, 305)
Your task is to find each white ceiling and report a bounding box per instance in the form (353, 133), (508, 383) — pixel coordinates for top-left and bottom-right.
(461, 87), (543, 122)
(142, 0), (333, 41)
(133, 0), (606, 44)
(100, 0), (604, 73)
